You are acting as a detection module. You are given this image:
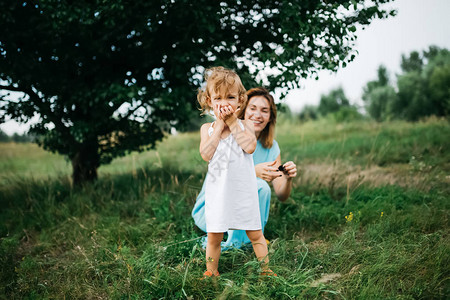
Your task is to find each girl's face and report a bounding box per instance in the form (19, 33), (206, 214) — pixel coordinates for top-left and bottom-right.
(208, 84), (241, 116)
(244, 96), (271, 135)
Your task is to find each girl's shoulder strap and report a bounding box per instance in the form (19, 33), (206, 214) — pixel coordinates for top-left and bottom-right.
(237, 119), (245, 131)
(208, 121), (215, 136)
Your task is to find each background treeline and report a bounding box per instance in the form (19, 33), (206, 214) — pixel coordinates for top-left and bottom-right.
(298, 46), (449, 122)
(1, 45), (448, 143)
(0, 130), (35, 143)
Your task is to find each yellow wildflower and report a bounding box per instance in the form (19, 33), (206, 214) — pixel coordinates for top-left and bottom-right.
(345, 212), (354, 222)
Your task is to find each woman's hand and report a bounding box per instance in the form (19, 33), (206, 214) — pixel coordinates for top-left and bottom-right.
(272, 159), (298, 202)
(255, 160), (283, 182)
(280, 161), (297, 179)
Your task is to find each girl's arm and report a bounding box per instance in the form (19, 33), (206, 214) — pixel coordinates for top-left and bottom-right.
(225, 116), (257, 154)
(271, 154), (298, 202)
(199, 121), (225, 162)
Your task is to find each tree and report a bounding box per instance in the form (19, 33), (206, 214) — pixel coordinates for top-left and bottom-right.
(317, 87), (362, 122)
(362, 65), (390, 97)
(363, 47), (449, 122)
(424, 49), (450, 117)
(0, 0), (397, 185)
(331, 106), (363, 122)
(0, 129), (9, 142)
(368, 85), (397, 121)
(318, 87), (350, 116)
(394, 46), (449, 121)
(400, 51), (423, 73)
(362, 65), (397, 121)
(394, 71), (425, 120)
(298, 105), (318, 122)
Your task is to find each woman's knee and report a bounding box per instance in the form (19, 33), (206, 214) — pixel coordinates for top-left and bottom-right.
(258, 178), (271, 197)
(257, 179), (271, 223)
(192, 190), (207, 232)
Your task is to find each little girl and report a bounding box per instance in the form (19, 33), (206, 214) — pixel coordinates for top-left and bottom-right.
(197, 67), (275, 277)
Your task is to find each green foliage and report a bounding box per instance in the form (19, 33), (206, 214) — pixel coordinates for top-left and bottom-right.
(311, 86), (362, 123)
(177, 113), (215, 133)
(275, 118), (450, 172)
(298, 105), (319, 122)
(276, 103), (296, 125)
(362, 65), (395, 121)
(0, 0), (397, 184)
(368, 85), (397, 121)
(400, 50), (423, 73)
(395, 70), (427, 120)
(395, 48), (450, 121)
(318, 87), (351, 116)
(362, 65), (391, 97)
(0, 118), (449, 298)
(329, 106), (364, 123)
(0, 130), (35, 143)
(0, 129), (9, 142)
(423, 49), (450, 116)
(363, 46), (450, 121)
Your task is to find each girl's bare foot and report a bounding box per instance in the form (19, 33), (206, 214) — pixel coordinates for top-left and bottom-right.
(260, 269), (277, 277)
(202, 270), (220, 279)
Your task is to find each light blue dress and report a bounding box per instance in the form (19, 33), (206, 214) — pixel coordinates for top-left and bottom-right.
(192, 139), (280, 249)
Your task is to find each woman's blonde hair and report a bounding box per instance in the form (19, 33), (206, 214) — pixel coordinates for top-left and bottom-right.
(237, 87), (277, 148)
(197, 67), (247, 115)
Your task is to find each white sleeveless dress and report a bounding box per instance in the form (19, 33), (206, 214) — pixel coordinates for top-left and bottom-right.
(204, 120), (262, 233)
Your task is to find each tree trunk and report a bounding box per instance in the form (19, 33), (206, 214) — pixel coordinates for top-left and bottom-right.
(71, 146), (100, 186)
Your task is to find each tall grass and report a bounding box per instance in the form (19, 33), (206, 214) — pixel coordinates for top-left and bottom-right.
(0, 118), (449, 299)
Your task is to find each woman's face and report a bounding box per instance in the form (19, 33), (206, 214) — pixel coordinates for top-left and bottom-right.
(244, 96), (271, 136)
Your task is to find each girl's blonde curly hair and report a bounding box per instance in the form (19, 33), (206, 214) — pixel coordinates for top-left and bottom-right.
(197, 67), (247, 115)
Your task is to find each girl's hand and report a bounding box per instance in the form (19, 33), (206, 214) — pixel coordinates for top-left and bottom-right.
(280, 161), (298, 179)
(255, 160), (283, 182)
(213, 104), (221, 119)
(213, 104), (231, 120)
(219, 105), (235, 121)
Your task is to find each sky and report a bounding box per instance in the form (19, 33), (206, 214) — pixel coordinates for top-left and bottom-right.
(283, 0), (450, 112)
(1, 0), (449, 135)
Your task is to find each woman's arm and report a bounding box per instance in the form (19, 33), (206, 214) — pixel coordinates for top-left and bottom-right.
(271, 154), (298, 202)
(199, 121), (225, 162)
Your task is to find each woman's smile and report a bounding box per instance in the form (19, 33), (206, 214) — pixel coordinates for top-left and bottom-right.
(245, 96), (271, 135)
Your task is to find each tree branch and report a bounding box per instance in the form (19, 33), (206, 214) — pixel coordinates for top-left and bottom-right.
(0, 98), (20, 104)
(124, 103), (146, 119)
(0, 84), (28, 93)
(19, 85), (74, 143)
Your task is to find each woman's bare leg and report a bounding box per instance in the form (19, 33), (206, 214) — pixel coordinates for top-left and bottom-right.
(205, 232), (223, 275)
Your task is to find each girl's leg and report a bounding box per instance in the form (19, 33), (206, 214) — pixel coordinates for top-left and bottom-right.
(246, 229), (269, 269)
(205, 232), (224, 275)
(223, 179), (272, 249)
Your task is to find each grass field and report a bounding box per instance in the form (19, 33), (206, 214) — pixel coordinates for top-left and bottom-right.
(0, 117), (449, 299)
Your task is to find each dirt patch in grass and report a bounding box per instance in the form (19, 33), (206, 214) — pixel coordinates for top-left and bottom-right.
(296, 162), (443, 191)
(310, 273), (342, 287)
(307, 239), (327, 251)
